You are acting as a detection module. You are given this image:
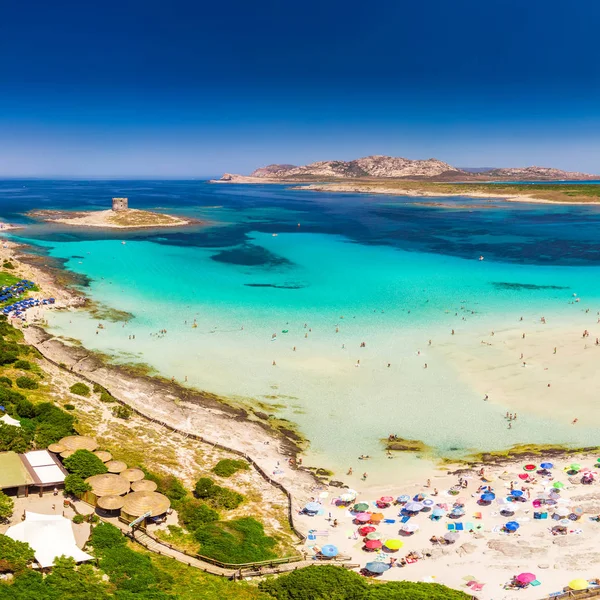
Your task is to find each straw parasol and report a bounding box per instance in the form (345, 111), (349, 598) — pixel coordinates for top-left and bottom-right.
(48, 443), (66, 453)
(59, 435), (98, 452)
(105, 460), (127, 473)
(131, 479), (158, 492)
(60, 450), (74, 458)
(121, 491), (170, 517)
(85, 473), (130, 497)
(121, 468), (145, 482)
(97, 495), (126, 510)
(94, 451), (112, 463)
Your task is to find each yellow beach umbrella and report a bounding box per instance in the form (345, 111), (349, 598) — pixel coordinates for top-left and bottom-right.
(569, 579), (589, 591)
(384, 539), (404, 551)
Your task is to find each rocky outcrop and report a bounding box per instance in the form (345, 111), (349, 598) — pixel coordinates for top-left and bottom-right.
(487, 166), (597, 180)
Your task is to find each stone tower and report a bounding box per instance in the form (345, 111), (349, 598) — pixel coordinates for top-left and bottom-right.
(112, 197), (128, 211)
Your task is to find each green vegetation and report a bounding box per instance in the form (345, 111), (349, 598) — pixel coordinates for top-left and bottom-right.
(99, 390), (116, 403)
(0, 376), (11, 387)
(144, 470), (189, 503)
(64, 403), (75, 410)
(259, 566), (471, 600)
(13, 360), (31, 370)
(212, 458), (250, 478)
(16, 375), (38, 389)
(64, 474), (91, 496)
(0, 268), (18, 283)
(0, 534), (34, 574)
(64, 449), (108, 478)
(194, 518), (277, 564)
(178, 499), (220, 530)
(72, 514), (85, 524)
(69, 382), (90, 397)
(195, 477), (244, 510)
(0, 491), (14, 521)
(111, 404), (132, 419)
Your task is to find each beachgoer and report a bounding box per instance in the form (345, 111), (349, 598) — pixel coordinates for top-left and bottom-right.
(362, 472), (368, 480)
(426, 479), (431, 488)
(572, 418), (578, 425)
(484, 394), (488, 401)
(508, 422), (512, 429)
(347, 468), (353, 475)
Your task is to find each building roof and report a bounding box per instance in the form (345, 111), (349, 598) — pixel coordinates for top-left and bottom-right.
(121, 491), (170, 517)
(0, 414), (20, 427)
(6, 511), (93, 568)
(21, 450), (68, 486)
(0, 451), (32, 489)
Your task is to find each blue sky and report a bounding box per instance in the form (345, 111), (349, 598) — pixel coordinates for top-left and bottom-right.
(1, 0), (599, 177)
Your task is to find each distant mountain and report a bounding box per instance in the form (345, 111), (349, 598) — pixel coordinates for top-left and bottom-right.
(216, 155), (599, 183)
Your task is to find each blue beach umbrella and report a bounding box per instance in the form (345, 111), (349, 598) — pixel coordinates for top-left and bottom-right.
(505, 521), (520, 532)
(397, 495), (410, 503)
(511, 490), (524, 497)
(480, 492), (495, 502)
(365, 561), (390, 574)
(432, 507), (446, 517)
(422, 499), (434, 507)
(304, 502), (321, 513)
(321, 545), (339, 557)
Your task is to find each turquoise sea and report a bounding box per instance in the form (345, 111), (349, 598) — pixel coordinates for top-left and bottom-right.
(2, 180), (600, 479)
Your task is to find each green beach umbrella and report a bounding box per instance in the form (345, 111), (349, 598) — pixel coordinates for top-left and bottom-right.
(366, 531), (383, 540)
(553, 481), (564, 489)
(569, 463), (581, 472)
(353, 502), (369, 512)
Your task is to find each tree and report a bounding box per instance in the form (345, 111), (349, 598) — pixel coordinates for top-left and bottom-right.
(0, 491), (14, 521)
(88, 522), (127, 550)
(69, 382), (90, 397)
(0, 534), (35, 573)
(63, 449), (107, 478)
(64, 474), (91, 496)
(194, 477), (244, 510)
(15, 376), (38, 390)
(45, 556), (111, 600)
(178, 499), (219, 531)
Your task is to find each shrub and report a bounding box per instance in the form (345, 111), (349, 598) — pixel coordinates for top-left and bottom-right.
(93, 383), (102, 393)
(64, 449), (108, 478)
(112, 405), (132, 420)
(143, 472), (188, 504)
(72, 514), (85, 524)
(2, 262), (14, 270)
(212, 458), (250, 478)
(99, 391), (115, 403)
(70, 382), (90, 397)
(14, 360), (31, 370)
(16, 376), (38, 390)
(194, 517), (276, 563)
(0, 422), (31, 453)
(194, 477), (244, 510)
(178, 499), (219, 531)
(16, 397), (35, 418)
(0, 376), (12, 387)
(64, 474), (92, 496)
(0, 534), (35, 573)
(0, 491), (14, 520)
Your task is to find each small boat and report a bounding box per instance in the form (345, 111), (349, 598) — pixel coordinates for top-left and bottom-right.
(272, 234), (278, 237)
(121, 241), (126, 245)
(479, 255), (484, 261)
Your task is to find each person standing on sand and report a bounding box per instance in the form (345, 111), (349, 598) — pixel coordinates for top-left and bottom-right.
(573, 418), (578, 424)
(347, 467), (353, 475)
(362, 472), (368, 480)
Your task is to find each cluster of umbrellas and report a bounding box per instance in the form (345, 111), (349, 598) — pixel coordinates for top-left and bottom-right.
(3, 295), (55, 318)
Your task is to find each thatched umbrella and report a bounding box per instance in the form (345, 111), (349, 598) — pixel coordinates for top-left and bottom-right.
(94, 451), (113, 463)
(121, 468), (145, 482)
(131, 480), (158, 492)
(97, 495), (126, 510)
(48, 443), (66, 453)
(60, 450), (74, 459)
(59, 435), (98, 452)
(105, 460), (127, 473)
(85, 473), (131, 497)
(121, 491), (170, 517)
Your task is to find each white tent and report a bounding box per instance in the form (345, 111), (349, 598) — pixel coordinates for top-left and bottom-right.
(6, 511), (92, 568)
(0, 414), (20, 427)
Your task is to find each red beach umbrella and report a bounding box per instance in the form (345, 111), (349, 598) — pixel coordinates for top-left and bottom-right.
(518, 474), (529, 480)
(364, 539), (383, 550)
(380, 496), (394, 503)
(358, 526), (376, 536)
(516, 573), (536, 584)
(524, 464), (536, 471)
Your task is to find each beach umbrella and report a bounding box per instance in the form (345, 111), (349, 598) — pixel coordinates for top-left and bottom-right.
(554, 506), (570, 518)
(518, 474), (529, 480)
(355, 513), (371, 522)
(340, 491), (357, 502)
(422, 499), (434, 506)
(353, 502), (370, 512)
(413, 493), (426, 502)
(364, 539), (383, 550)
(397, 495), (410, 503)
(365, 561), (390, 573)
(540, 462), (553, 469)
(320, 545), (339, 557)
(553, 481), (564, 489)
(511, 490), (524, 498)
(569, 463), (581, 472)
(516, 573), (536, 585)
(399, 523), (419, 533)
(304, 502), (321, 513)
(480, 493), (495, 502)
(523, 464), (536, 471)
(379, 496), (394, 503)
(404, 501), (424, 512)
(569, 579), (589, 591)
(384, 539), (403, 551)
(432, 507), (446, 517)
(370, 513), (384, 522)
(573, 506), (584, 516)
(358, 526), (376, 536)
(444, 532), (460, 542)
(366, 531), (383, 540)
(505, 521), (520, 532)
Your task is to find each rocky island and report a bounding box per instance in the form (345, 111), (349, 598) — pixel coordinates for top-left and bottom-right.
(29, 197), (193, 229)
